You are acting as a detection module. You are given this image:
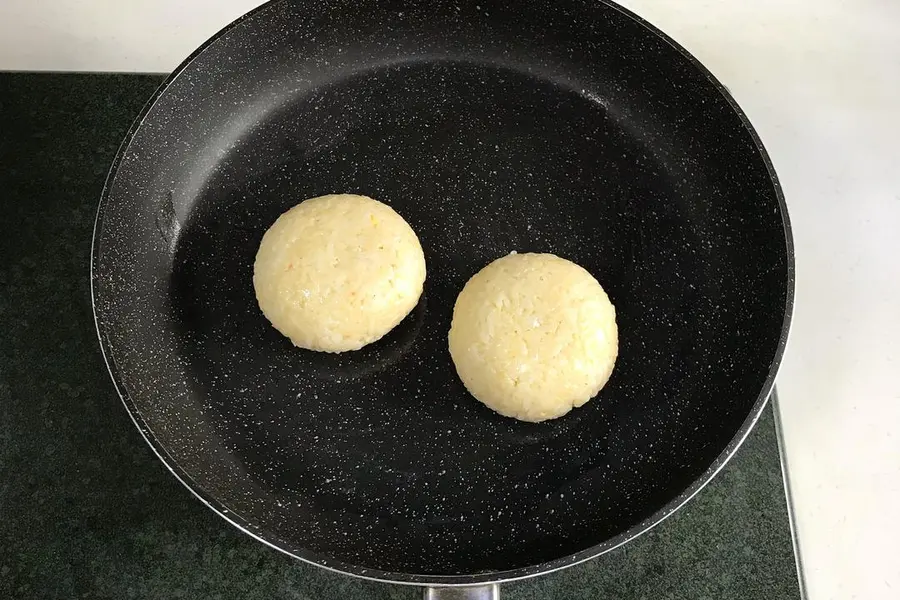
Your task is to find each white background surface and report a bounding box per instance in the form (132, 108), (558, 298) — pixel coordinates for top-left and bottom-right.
(2, 1), (899, 598)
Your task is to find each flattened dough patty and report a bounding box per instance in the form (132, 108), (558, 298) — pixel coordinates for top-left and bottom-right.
(448, 252), (617, 422)
(253, 194), (426, 353)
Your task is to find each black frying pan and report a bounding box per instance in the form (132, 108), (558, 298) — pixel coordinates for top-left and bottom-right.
(91, 0), (793, 597)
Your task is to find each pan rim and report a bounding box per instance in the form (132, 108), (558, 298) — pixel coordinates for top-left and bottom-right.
(90, 0), (795, 587)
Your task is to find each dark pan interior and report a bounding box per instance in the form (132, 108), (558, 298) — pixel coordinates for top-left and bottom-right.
(92, 0), (791, 582)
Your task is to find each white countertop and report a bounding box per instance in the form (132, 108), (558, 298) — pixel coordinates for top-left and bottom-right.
(3, 1), (898, 598)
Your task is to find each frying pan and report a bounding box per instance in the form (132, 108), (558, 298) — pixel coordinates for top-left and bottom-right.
(91, 0), (793, 597)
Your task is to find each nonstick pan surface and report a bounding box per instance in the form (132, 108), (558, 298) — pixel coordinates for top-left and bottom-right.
(92, 0), (793, 586)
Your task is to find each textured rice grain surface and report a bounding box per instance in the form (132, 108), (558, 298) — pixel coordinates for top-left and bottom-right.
(449, 252), (618, 422)
(253, 194), (426, 352)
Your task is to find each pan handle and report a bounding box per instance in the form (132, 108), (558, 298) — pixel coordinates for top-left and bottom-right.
(423, 584), (500, 599)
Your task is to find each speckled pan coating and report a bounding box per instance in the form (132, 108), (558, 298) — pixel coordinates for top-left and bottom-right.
(91, 0), (794, 586)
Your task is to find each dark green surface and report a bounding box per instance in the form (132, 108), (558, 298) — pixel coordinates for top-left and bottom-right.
(0, 73), (799, 600)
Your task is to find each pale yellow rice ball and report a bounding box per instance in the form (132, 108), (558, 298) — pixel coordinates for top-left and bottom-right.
(448, 252), (618, 422)
(253, 194), (426, 353)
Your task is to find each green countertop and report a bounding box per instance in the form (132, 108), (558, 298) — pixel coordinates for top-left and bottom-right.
(0, 73), (800, 600)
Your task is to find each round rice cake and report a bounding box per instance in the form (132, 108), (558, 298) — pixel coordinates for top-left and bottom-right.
(448, 252), (617, 422)
(253, 194), (426, 353)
